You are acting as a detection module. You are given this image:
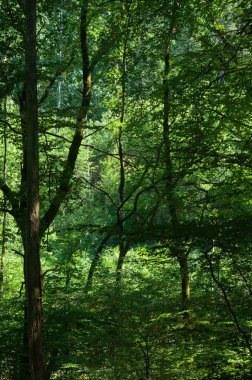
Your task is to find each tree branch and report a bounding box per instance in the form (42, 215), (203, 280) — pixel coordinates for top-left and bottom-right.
(0, 179), (19, 213)
(204, 247), (252, 356)
(40, 1), (91, 236)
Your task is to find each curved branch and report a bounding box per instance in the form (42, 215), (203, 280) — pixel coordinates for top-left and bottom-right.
(204, 247), (252, 356)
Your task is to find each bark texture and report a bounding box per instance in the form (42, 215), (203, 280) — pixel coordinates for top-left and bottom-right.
(24, 0), (45, 378)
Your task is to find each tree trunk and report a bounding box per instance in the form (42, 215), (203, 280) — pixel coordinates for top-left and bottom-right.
(24, 0), (45, 378)
(0, 101), (7, 296)
(116, 240), (128, 282)
(162, 3), (190, 314)
(178, 254), (190, 311)
(40, 0), (92, 236)
(1, 1), (94, 377)
(16, 92), (30, 379)
(115, 27), (129, 282)
(85, 234), (111, 292)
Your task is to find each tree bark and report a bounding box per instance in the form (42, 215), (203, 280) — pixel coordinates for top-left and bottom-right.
(24, 0), (45, 378)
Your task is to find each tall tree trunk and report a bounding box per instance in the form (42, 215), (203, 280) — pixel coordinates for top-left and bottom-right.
(24, 0), (45, 378)
(116, 114), (128, 282)
(162, 1), (190, 313)
(2, 1), (94, 377)
(116, 12), (129, 281)
(0, 100), (7, 296)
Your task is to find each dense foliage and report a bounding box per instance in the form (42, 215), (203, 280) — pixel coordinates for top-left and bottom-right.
(0, 0), (251, 379)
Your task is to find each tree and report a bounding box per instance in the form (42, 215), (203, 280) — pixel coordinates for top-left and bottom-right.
(24, 0), (45, 378)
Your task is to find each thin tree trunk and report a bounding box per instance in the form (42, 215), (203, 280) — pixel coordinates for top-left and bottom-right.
(0, 101), (7, 296)
(137, 340), (151, 380)
(116, 19), (129, 281)
(162, 2), (190, 313)
(116, 241), (129, 282)
(178, 254), (190, 311)
(84, 234), (111, 293)
(24, 0), (45, 378)
(40, 0), (92, 236)
(205, 248), (252, 356)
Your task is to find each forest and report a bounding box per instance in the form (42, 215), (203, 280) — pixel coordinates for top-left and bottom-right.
(0, 0), (251, 379)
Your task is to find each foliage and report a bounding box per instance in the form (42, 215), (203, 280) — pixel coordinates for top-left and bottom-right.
(0, 0), (251, 379)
